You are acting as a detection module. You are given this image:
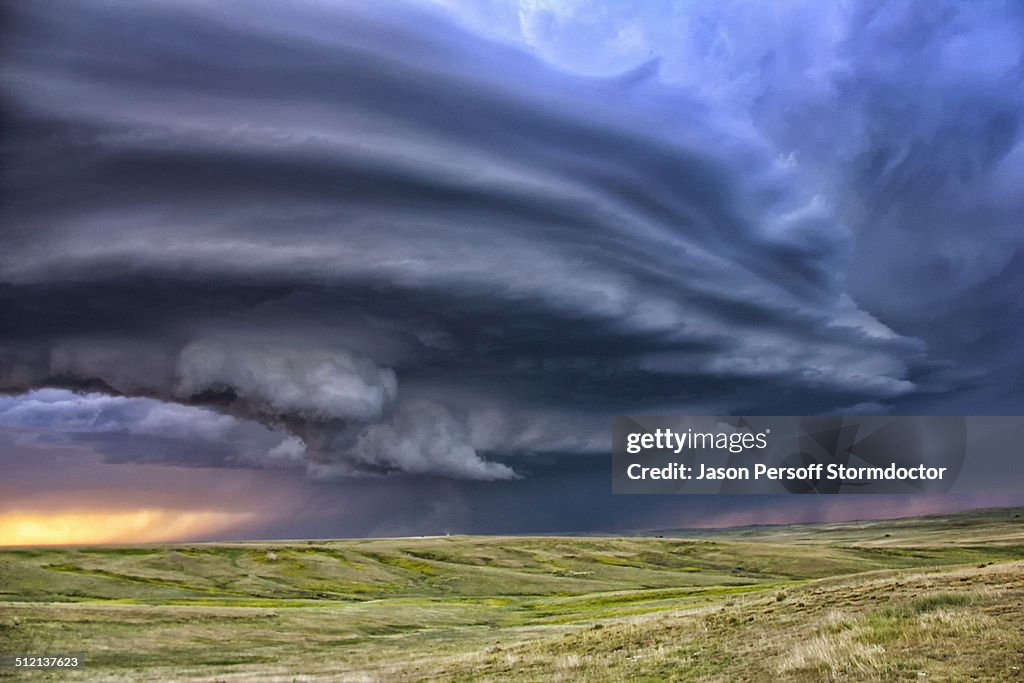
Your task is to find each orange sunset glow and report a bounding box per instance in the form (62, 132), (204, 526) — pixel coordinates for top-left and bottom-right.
(0, 509), (258, 546)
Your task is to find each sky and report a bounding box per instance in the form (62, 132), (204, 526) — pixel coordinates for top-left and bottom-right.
(1, 0), (1023, 543)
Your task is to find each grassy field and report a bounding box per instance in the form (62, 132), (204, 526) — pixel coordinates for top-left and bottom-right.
(1, 507), (1022, 681)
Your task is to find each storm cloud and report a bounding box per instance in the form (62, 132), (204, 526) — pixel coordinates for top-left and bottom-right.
(1, 0), (1020, 483)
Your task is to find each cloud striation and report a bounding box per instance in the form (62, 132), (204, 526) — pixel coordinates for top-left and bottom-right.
(3, 0), (1019, 479)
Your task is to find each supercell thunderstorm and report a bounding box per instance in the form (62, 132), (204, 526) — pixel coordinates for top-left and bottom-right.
(1, 0), (1022, 480)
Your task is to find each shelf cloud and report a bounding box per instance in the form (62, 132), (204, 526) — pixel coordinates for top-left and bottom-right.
(1, 0), (1021, 487)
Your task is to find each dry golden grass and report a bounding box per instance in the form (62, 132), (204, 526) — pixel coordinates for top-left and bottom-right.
(1, 507), (1022, 681)
(366, 560), (1024, 682)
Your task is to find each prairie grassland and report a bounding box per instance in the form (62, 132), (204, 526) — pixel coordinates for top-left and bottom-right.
(0, 507), (1021, 681)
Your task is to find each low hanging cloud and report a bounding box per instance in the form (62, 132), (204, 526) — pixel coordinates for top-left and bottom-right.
(0, 389), (237, 442)
(0, 388), (298, 469)
(443, 0), (1024, 412)
(175, 341), (398, 423)
(7, 0), (1006, 479)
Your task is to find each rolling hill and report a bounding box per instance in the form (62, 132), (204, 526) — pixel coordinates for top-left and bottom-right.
(1, 507), (1022, 681)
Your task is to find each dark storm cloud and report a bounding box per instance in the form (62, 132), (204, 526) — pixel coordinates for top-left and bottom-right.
(664, 0), (1024, 413)
(0, 0), (972, 480)
(447, 0), (1024, 413)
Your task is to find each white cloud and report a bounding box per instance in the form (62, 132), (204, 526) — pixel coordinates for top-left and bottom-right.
(176, 341), (398, 423)
(0, 390), (237, 441)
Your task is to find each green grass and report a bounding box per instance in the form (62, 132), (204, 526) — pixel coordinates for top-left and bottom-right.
(0, 507), (1022, 681)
